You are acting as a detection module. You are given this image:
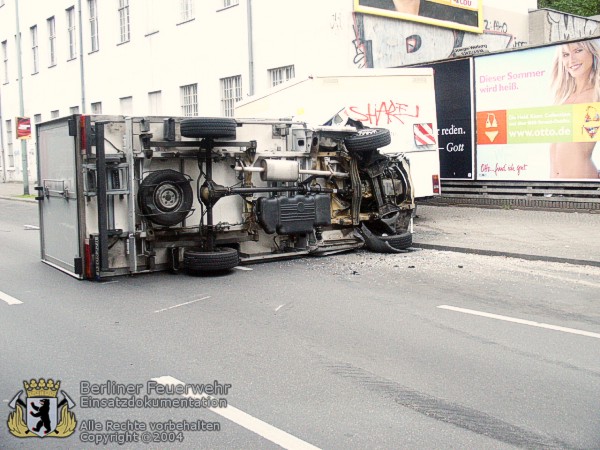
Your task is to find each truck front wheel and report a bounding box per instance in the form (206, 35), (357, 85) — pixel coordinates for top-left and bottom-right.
(344, 128), (391, 152)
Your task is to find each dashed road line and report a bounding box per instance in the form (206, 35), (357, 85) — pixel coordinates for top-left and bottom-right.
(0, 290), (23, 305)
(154, 296), (210, 313)
(438, 305), (600, 339)
(152, 376), (320, 450)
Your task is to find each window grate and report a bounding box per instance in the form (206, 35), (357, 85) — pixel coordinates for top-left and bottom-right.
(220, 76), (242, 117)
(119, 0), (130, 43)
(6, 120), (14, 167)
(181, 0), (194, 21)
(67, 7), (77, 60)
(31, 26), (39, 73)
(88, 0), (99, 52)
(180, 84), (198, 117)
(1, 41), (7, 83)
(269, 65), (295, 87)
(47, 17), (56, 66)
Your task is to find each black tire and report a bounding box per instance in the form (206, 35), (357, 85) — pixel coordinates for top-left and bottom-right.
(344, 128), (391, 152)
(180, 117), (237, 139)
(183, 247), (240, 272)
(359, 223), (412, 253)
(138, 170), (193, 227)
(380, 231), (412, 250)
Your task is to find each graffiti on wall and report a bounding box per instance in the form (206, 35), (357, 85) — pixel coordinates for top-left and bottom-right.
(352, 13), (515, 68)
(346, 100), (420, 126)
(546, 11), (600, 42)
(352, 15), (371, 68)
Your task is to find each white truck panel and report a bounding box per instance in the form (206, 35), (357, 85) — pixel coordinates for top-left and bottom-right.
(235, 69), (441, 198)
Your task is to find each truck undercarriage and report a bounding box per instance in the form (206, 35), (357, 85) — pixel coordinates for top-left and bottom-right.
(36, 115), (415, 279)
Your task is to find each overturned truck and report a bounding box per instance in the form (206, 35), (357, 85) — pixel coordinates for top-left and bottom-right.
(36, 115), (414, 279)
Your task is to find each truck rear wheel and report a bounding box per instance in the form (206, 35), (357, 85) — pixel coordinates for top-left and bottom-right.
(183, 247), (240, 273)
(180, 117), (237, 139)
(344, 128), (391, 152)
(138, 170), (193, 227)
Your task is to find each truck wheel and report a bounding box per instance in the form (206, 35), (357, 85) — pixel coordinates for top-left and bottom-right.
(379, 231), (412, 250)
(344, 128), (391, 152)
(138, 170), (193, 227)
(180, 117), (237, 139)
(183, 247), (240, 273)
(358, 223), (412, 253)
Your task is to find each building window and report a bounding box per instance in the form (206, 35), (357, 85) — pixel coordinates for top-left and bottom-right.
(269, 65), (295, 87)
(91, 102), (102, 114)
(31, 26), (39, 74)
(180, 0), (194, 22)
(223, 0), (239, 7)
(88, 0), (99, 52)
(220, 76), (242, 117)
(51, 110), (60, 118)
(180, 84), (198, 117)
(120, 96), (133, 115)
(66, 7), (77, 60)
(148, 91), (162, 115)
(47, 17), (56, 66)
(118, 0), (131, 43)
(34, 114), (42, 124)
(6, 120), (14, 167)
(1, 41), (7, 84)
(70, 106), (80, 114)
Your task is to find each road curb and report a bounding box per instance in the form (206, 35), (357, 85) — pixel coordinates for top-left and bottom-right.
(0, 195), (37, 203)
(411, 243), (600, 268)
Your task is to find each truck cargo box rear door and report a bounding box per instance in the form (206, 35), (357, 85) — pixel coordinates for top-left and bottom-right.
(37, 117), (83, 278)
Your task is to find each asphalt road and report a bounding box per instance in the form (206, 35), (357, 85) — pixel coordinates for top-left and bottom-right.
(1, 199), (600, 449)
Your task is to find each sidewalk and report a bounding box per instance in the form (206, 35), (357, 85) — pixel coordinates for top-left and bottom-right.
(2, 181), (599, 267)
(0, 181), (37, 203)
(412, 204), (600, 267)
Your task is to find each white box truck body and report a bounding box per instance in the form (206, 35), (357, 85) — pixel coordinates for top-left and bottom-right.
(36, 114), (416, 279)
(235, 68), (441, 199)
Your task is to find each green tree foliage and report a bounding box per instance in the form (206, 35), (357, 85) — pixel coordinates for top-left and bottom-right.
(538, 0), (600, 17)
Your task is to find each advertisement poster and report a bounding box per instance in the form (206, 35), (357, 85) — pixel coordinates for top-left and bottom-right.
(475, 38), (600, 181)
(427, 59), (474, 179)
(16, 116), (32, 140)
(354, 0), (482, 34)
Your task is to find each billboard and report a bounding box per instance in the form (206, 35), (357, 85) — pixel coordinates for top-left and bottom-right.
(354, 0), (482, 34)
(475, 38), (600, 181)
(427, 58), (474, 179)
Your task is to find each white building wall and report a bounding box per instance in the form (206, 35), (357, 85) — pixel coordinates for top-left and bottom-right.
(0, 0), (537, 182)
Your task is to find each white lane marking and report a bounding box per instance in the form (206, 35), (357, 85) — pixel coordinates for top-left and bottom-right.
(152, 376), (320, 450)
(0, 290), (23, 305)
(23, 225), (39, 230)
(234, 266), (253, 271)
(154, 296), (210, 313)
(438, 305), (600, 340)
(275, 304), (285, 312)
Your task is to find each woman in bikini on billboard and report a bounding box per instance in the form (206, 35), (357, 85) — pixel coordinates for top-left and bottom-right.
(550, 40), (600, 179)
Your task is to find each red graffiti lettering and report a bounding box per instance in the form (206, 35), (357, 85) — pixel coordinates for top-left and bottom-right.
(347, 101), (420, 126)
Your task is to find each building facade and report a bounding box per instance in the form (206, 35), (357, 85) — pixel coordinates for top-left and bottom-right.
(0, 0), (574, 185)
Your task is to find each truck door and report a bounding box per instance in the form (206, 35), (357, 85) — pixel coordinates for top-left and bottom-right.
(36, 117), (83, 278)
